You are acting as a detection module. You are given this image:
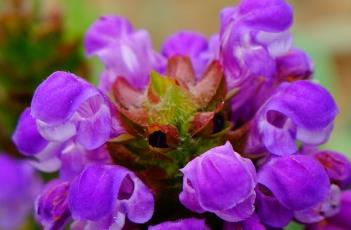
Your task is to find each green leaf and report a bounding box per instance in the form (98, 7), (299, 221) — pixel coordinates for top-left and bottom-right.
(146, 72), (197, 135)
(285, 221), (304, 230)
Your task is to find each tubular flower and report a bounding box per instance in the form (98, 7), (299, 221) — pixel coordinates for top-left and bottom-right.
(35, 180), (71, 230)
(246, 81), (338, 156)
(69, 164), (154, 228)
(11, 0), (349, 229)
(179, 142), (256, 222)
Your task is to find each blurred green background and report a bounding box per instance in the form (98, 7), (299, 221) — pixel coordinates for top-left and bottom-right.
(0, 0), (350, 229)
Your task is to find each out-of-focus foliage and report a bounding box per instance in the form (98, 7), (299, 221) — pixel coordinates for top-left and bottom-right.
(0, 0), (89, 154)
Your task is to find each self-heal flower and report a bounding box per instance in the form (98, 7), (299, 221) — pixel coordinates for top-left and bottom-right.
(276, 48), (314, 81)
(69, 164), (154, 229)
(35, 180), (71, 230)
(257, 155), (330, 211)
(246, 80), (338, 156)
(255, 184), (293, 228)
(12, 108), (63, 172)
(149, 218), (210, 230)
(31, 71), (120, 150)
(84, 16), (165, 90)
(220, 0), (305, 125)
(294, 184), (341, 224)
(313, 150), (351, 188)
(255, 154), (331, 228)
(306, 190), (351, 230)
(179, 142), (257, 222)
(0, 154), (42, 230)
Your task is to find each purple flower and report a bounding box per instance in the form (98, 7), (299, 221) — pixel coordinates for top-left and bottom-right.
(0, 154), (42, 229)
(162, 31), (211, 79)
(12, 108), (49, 156)
(257, 155), (330, 211)
(35, 180), (71, 230)
(219, 0), (295, 125)
(306, 190), (351, 230)
(294, 184), (341, 224)
(220, 0), (293, 88)
(179, 142), (256, 222)
(255, 154), (331, 227)
(84, 16), (165, 90)
(255, 185), (293, 228)
(69, 164), (154, 228)
(59, 143), (112, 180)
(276, 48), (314, 81)
(149, 218), (210, 230)
(246, 81), (338, 156)
(31, 71), (120, 150)
(13, 108), (63, 172)
(313, 150), (351, 188)
(238, 0), (293, 32)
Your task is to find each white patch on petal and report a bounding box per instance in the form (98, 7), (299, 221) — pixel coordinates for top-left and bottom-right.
(256, 30), (293, 57)
(37, 120), (76, 142)
(297, 123), (333, 145)
(120, 44), (139, 72)
(30, 142), (63, 172)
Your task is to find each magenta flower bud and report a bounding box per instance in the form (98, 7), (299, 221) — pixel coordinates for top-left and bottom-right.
(179, 142), (257, 222)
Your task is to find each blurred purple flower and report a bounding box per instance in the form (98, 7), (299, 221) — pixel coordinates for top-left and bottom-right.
(179, 142), (256, 222)
(0, 154), (42, 229)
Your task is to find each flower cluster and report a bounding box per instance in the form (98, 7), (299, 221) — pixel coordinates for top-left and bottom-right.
(12, 0), (351, 229)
